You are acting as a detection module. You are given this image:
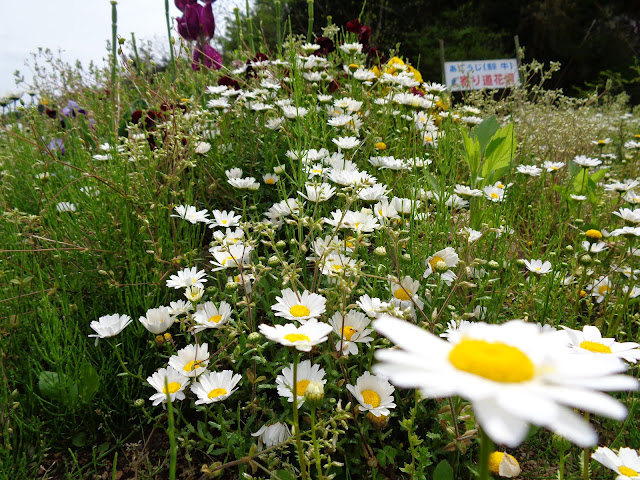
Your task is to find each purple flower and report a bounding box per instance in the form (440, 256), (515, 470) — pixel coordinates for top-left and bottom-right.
(176, 1), (215, 41)
(192, 43), (222, 70)
(47, 138), (65, 155)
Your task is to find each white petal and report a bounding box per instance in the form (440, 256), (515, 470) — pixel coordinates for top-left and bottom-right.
(547, 407), (597, 447)
(542, 386), (628, 420)
(472, 398), (530, 447)
(373, 316), (449, 356)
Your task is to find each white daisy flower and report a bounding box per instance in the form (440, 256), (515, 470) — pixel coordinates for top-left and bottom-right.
(424, 247), (459, 283)
(328, 310), (374, 356)
(299, 182), (336, 202)
(483, 185), (505, 202)
(88, 313), (132, 344)
(259, 318), (333, 352)
(251, 422), (291, 450)
(562, 325), (640, 364)
(373, 316), (639, 447)
(610, 226), (640, 237)
(582, 240), (608, 253)
(346, 371), (396, 417)
(573, 155), (602, 168)
(276, 360), (326, 408)
(139, 306), (174, 334)
(171, 205), (210, 224)
(592, 446), (640, 480)
(332, 135), (361, 150)
(516, 165), (543, 176)
(209, 243), (253, 271)
(228, 177), (260, 190)
(147, 367), (189, 406)
(271, 288), (326, 323)
(263, 173), (279, 185)
(56, 202), (76, 212)
(543, 161), (565, 172)
(524, 259), (552, 275)
(184, 285), (204, 302)
(209, 210), (242, 229)
(166, 267), (207, 290)
(190, 370), (242, 404)
(588, 275), (613, 303)
(356, 294), (390, 318)
(193, 301), (233, 332)
(168, 343), (210, 378)
(614, 208), (640, 224)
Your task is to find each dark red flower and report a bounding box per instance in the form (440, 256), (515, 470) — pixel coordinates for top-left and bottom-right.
(315, 37), (335, 56)
(218, 76), (240, 90)
(346, 18), (362, 33)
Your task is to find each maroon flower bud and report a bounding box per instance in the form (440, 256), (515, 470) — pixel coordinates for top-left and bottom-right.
(218, 76), (240, 90)
(358, 25), (371, 46)
(345, 18), (361, 33)
(315, 37), (335, 56)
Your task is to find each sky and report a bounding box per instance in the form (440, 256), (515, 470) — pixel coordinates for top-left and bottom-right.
(0, 0), (245, 98)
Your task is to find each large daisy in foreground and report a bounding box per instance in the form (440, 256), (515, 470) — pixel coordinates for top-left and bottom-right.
(372, 316), (639, 447)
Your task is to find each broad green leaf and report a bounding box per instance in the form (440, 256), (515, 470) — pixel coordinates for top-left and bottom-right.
(481, 123), (516, 183)
(433, 460), (454, 480)
(273, 470), (296, 480)
(462, 130), (481, 179)
(472, 115), (500, 155)
(78, 363), (100, 401)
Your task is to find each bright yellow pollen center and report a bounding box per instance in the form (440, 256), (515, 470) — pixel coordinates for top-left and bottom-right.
(266, 178), (275, 184)
(333, 264), (343, 271)
(208, 388), (227, 399)
(221, 219), (228, 225)
(361, 389), (381, 408)
(284, 333), (310, 343)
(184, 360), (204, 372)
(488, 452), (505, 474)
(208, 314), (222, 323)
(296, 379), (310, 396)
(598, 285), (611, 296)
(378, 209), (384, 216)
(290, 305), (311, 317)
(490, 192), (500, 199)
(586, 229), (602, 239)
(580, 341), (612, 353)
(394, 288), (411, 301)
(497, 183), (505, 189)
(354, 222), (361, 229)
(163, 382), (181, 394)
(425, 136), (432, 142)
(619, 466), (639, 477)
(342, 326), (357, 340)
(448, 339), (535, 383)
(429, 256), (445, 271)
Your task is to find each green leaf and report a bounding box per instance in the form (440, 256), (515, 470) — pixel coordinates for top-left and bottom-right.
(462, 130), (481, 179)
(72, 431), (87, 447)
(38, 371), (79, 407)
(472, 115), (500, 155)
(273, 470), (296, 480)
(433, 460), (454, 480)
(480, 123), (516, 185)
(78, 363), (100, 401)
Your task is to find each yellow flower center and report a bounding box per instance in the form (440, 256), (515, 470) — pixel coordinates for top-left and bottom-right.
(598, 139), (606, 145)
(488, 452), (505, 475)
(378, 209), (384, 216)
(266, 178), (275, 184)
(490, 192), (500, 199)
(496, 183), (505, 189)
(394, 287), (412, 301)
(284, 333), (310, 343)
(585, 229), (602, 239)
(342, 326), (357, 341)
(333, 264), (343, 271)
(375, 142), (387, 150)
(208, 314), (222, 323)
(361, 389), (381, 408)
(354, 222), (361, 229)
(221, 219), (228, 225)
(290, 305), (311, 317)
(424, 136), (433, 142)
(162, 382), (181, 394)
(448, 339), (535, 383)
(597, 285), (611, 296)
(580, 341), (612, 353)
(184, 360), (205, 372)
(296, 379), (310, 396)
(619, 466), (639, 477)
(208, 388), (227, 399)
(429, 256), (445, 271)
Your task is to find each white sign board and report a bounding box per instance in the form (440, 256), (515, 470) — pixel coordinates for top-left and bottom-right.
(444, 58), (519, 91)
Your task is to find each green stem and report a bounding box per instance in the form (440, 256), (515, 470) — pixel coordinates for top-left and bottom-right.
(582, 413), (591, 480)
(307, 0), (314, 42)
(246, 0), (255, 53)
(164, 0), (176, 82)
(111, 341), (145, 382)
(275, 0), (282, 55)
(110, 1), (118, 138)
(310, 407), (323, 479)
(478, 429), (494, 480)
(292, 352), (308, 480)
(165, 379), (177, 480)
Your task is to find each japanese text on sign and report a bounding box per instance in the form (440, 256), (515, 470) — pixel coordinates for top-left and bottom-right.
(444, 59), (519, 91)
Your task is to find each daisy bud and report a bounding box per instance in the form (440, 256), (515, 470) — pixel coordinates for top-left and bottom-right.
(515, 258), (526, 266)
(268, 255), (280, 266)
(551, 434), (571, 453)
(434, 260), (449, 273)
(401, 253), (411, 262)
(134, 398), (145, 407)
(375, 141), (387, 150)
(305, 381), (325, 408)
(374, 246), (387, 257)
(276, 240), (286, 249)
(274, 165), (285, 174)
(565, 245), (574, 252)
(247, 332), (261, 342)
(579, 254), (593, 266)
(185, 285), (204, 302)
(225, 281), (238, 291)
(487, 260), (500, 271)
(155, 335), (165, 347)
